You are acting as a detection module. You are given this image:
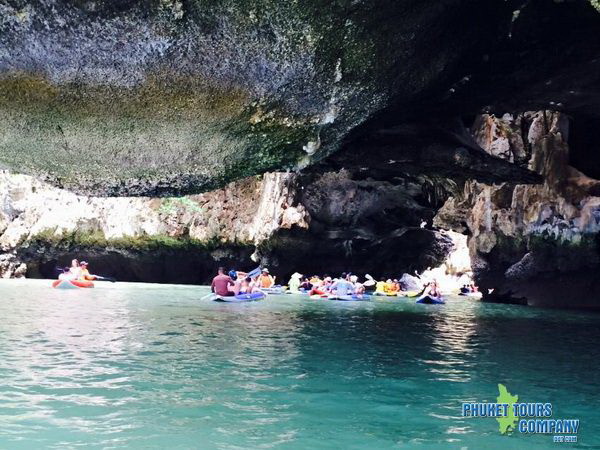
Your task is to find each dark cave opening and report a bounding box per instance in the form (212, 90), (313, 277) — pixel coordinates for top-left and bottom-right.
(21, 246), (256, 285)
(568, 114), (600, 180)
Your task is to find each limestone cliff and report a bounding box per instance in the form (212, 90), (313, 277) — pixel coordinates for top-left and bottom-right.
(0, 165), (457, 283)
(0, 170), (308, 281)
(435, 111), (600, 309)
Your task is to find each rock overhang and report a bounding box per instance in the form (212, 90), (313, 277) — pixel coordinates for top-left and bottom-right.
(1, 0), (599, 196)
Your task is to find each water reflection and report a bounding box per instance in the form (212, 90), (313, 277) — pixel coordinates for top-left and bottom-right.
(0, 280), (599, 448)
(424, 303), (480, 383)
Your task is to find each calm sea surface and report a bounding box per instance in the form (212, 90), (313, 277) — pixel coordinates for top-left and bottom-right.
(0, 279), (598, 449)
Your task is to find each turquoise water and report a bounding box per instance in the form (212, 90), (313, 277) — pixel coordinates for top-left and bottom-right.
(0, 280), (598, 449)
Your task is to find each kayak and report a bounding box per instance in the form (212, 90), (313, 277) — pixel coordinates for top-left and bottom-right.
(286, 289), (310, 295)
(260, 286), (286, 294)
(416, 295), (445, 305)
(327, 294), (369, 301)
(212, 292), (266, 302)
(52, 279), (94, 289)
(459, 291), (483, 299)
(398, 290), (420, 297)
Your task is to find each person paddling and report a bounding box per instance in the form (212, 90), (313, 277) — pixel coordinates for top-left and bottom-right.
(78, 261), (95, 280)
(211, 267), (234, 296)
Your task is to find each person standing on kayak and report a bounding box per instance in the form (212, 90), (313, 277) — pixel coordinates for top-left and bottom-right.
(211, 267), (234, 296)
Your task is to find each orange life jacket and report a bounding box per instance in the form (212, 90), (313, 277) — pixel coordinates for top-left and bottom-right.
(79, 269), (95, 281)
(258, 275), (274, 288)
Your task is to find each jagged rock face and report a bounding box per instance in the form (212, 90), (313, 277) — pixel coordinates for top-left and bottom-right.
(256, 169), (455, 278)
(1, 1), (599, 195)
(0, 171), (303, 248)
(435, 111), (600, 309)
(0, 170), (308, 282)
(0, 167), (454, 283)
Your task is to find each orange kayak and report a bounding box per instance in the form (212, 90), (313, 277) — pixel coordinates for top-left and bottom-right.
(52, 279), (94, 289)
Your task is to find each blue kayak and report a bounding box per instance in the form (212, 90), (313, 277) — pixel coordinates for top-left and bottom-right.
(212, 292), (266, 302)
(260, 286), (286, 294)
(327, 294), (369, 301)
(416, 295), (446, 305)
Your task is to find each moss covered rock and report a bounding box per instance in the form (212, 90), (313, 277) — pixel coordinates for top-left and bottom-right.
(0, 0), (520, 195)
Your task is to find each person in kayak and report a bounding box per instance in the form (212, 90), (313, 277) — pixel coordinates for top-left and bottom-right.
(230, 270), (251, 295)
(239, 276), (259, 294)
(299, 277), (312, 291)
(67, 259), (81, 280)
(375, 278), (387, 294)
(350, 275), (364, 295)
(309, 276), (329, 295)
(363, 274), (376, 293)
(425, 280), (442, 298)
(257, 268), (276, 288)
(58, 266), (71, 281)
(78, 261), (96, 281)
(383, 279), (398, 295)
(288, 273), (302, 293)
(211, 267), (234, 296)
(330, 274), (355, 296)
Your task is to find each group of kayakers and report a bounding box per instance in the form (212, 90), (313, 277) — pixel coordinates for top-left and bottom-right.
(288, 272), (445, 298)
(211, 267), (276, 297)
(459, 284), (479, 294)
(58, 259), (95, 281)
(54, 261), (466, 302)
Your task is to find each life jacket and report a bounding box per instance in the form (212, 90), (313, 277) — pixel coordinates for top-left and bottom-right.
(258, 275), (274, 288)
(375, 281), (386, 293)
(79, 268), (94, 281)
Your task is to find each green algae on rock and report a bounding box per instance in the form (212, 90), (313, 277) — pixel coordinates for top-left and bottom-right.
(0, 0), (538, 196)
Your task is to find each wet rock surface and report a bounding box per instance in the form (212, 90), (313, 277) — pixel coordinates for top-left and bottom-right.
(1, 1), (599, 195)
(436, 111), (600, 309)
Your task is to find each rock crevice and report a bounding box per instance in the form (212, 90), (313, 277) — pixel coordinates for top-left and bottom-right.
(436, 111), (600, 308)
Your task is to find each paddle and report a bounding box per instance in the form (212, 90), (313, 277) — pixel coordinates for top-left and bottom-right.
(92, 275), (116, 283)
(201, 292), (215, 300)
(407, 286), (427, 298)
(54, 267), (115, 282)
(247, 266), (261, 278)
